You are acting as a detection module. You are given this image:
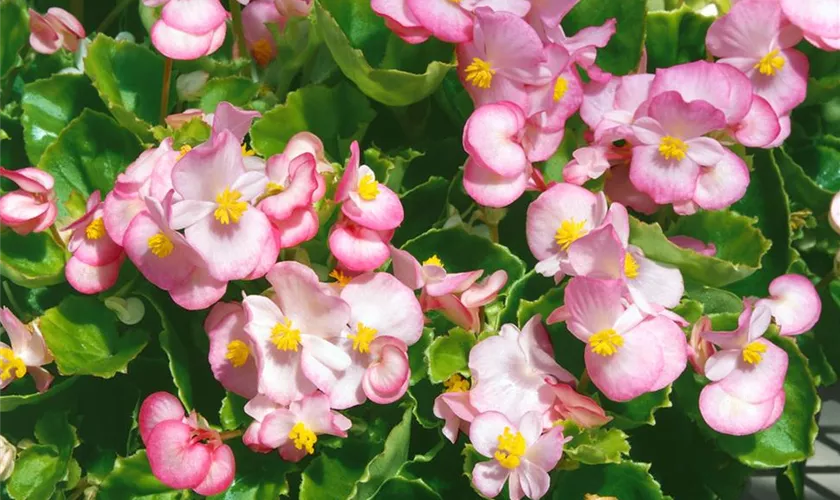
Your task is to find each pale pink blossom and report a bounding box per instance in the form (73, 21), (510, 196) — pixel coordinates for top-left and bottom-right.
(28, 8), (85, 54)
(545, 380), (612, 428)
(329, 217), (394, 272)
(335, 142), (403, 232)
(780, 0), (840, 50)
(206, 302), (258, 398)
(257, 392), (351, 461)
(756, 274), (821, 336)
(64, 191), (125, 294)
(0, 308), (53, 393)
(0, 168), (57, 235)
(405, 0), (530, 44)
(423, 270), (508, 332)
(257, 152), (321, 249)
(275, 0), (312, 17)
(242, 0), (285, 67)
(668, 236), (717, 257)
(434, 382), (479, 443)
(145, 0), (228, 60)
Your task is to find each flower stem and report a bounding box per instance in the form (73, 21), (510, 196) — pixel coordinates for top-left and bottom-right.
(159, 57), (173, 125)
(219, 429), (243, 441)
(229, 0), (251, 67)
(577, 370), (591, 394)
(48, 225), (66, 250)
(97, 0), (135, 34)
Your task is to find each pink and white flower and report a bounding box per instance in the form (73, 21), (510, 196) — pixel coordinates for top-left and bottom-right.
(780, 0), (840, 51)
(64, 191), (125, 295)
(28, 8), (85, 54)
(406, 0), (530, 44)
(335, 141), (403, 232)
(257, 152), (321, 249)
(0, 168), (57, 235)
(545, 380), (612, 429)
(145, 0), (228, 60)
(242, 0), (285, 67)
(329, 218), (394, 272)
(206, 302), (258, 399)
(274, 0), (312, 17)
(434, 375), (479, 443)
(0, 308), (53, 393)
(756, 274), (821, 336)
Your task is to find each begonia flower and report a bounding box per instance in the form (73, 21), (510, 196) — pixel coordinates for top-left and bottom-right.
(258, 392), (351, 461)
(335, 141), (403, 232)
(780, 0), (840, 50)
(370, 0), (432, 44)
(64, 191), (125, 294)
(668, 236), (717, 257)
(242, 0), (285, 67)
(257, 152), (320, 248)
(405, 0), (530, 44)
(145, 0), (228, 60)
(329, 217), (394, 272)
(206, 302), (258, 398)
(831, 191), (840, 235)
(434, 374), (479, 443)
(275, 0), (312, 17)
(423, 269), (509, 332)
(687, 316), (716, 375)
(0, 308), (53, 393)
(756, 274), (821, 336)
(28, 8), (85, 54)
(545, 380), (612, 429)
(242, 394), (282, 453)
(0, 168), (57, 235)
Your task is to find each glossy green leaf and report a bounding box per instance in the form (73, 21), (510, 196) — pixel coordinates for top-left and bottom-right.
(684, 283), (743, 315)
(0, 0), (28, 78)
(250, 82), (376, 160)
(373, 476), (441, 499)
(7, 411), (77, 500)
(38, 109), (143, 220)
(315, 0), (455, 106)
(426, 328), (476, 383)
(0, 376), (80, 412)
(550, 462), (666, 500)
(600, 386), (673, 430)
(409, 328), (434, 386)
(563, 425), (631, 465)
(220, 392), (249, 431)
(21, 73), (106, 164)
(796, 332), (838, 387)
(776, 461), (805, 500)
(499, 269), (555, 326)
(562, 0), (647, 75)
(789, 135), (840, 193)
(0, 230), (67, 288)
(349, 406), (413, 499)
(775, 147), (834, 213)
(199, 76), (260, 113)
(644, 5), (714, 70)
(364, 146), (423, 194)
(98, 451), (182, 500)
(39, 295), (149, 378)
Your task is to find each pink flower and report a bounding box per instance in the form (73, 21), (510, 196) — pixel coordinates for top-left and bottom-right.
(469, 317), (575, 423)
(698, 302), (787, 435)
(0, 308), (53, 393)
(335, 142), (404, 232)
(404, 0), (531, 44)
(756, 274), (821, 336)
(423, 270), (508, 332)
(313, 272), (424, 409)
(64, 191), (125, 295)
(469, 411), (566, 500)
(553, 277), (687, 402)
(242, 0), (285, 67)
(329, 217), (394, 272)
(545, 380), (612, 429)
(169, 131), (275, 282)
(780, 0), (840, 49)
(668, 235), (717, 257)
(146, 0), (228, 60)
(831, 191), (840, 235)
(0, 168), (57, 235)
(257, 392), (351, 462)
(28, 8), (85, 54)
(370, 0), (432, 44)
(274, 0), (312, 17)
(242, 394), (282, 453)
(257, 152), (320, 249)
(543, 17), (617, 84)
(433, 376), (479, 443)
(281, 132), (334, 199)
(687, 316), (716, 374)
(205, 302), (258, 398)
(243, 261), (351, 405)
(139, 392), (235, 495)
(580, 74), (654, 143)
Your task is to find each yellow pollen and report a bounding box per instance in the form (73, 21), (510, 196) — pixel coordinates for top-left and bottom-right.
(241, 144), (256, 157)
(251, 38), (274, 67)
(357, 174), (379, 201)
(465, 57), (495, 89)
(225, 340), (250, 368)
(177, 144), (192, 160)
(0, 347), (26, 382)
(443, 374), (470, 393)
(265, 181), (285, 196)
(147, 232), (174, 258)
(348, 322), (377, 353)
(553, 76), (568, 101)
(555, 218), (588, 251)
(624, 253), (639, 279)
(742, 341), (767, 365)
(589, 328), (624, 357)
(85, 217), (106, 240)
(658, 136), (688, 161)
(214, 187), (248, 225)
(288, 422), (317, 454)
(271, 318), (301, 352)
(755, 49), (785, 76)
(422, 255), (444, 269)
(494, 427), (526, 470)
(329, 269), (351, 287)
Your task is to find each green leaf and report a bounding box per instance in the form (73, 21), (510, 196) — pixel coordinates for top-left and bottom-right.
(373, 476), (441, 499)
(0, 376), (80, 413)
(0, 0), (28, 78)
(84, 34), (174, 138)
(789, 135), (840, 192)
(776, 461), (805, 500)
(401, 227), (526, 290)
(550, 462), (666, 500)
(499, 269), (555, 326)
(315, 0), (455, 106)
(684, 284), (743, 315)
(349, 405), (413, 499)
(797, 332), (838, 387)
(39, 295), (149, 378)
(426, 328), (476, 383)
(250, 82), (376, 160)
(199, 76), (260, 113)
(21, 73), (106, 164)
(220, 392), (249, 431)
(775, 147), (834, 213)
(673, 335), (820, 468)
(644, 6), (714, 71)
(563, 425), (631, 465)
(7, 411), (78, 500)
(209, 442), (296, 500)
(0, 230), (67, 288)
(98, 451), (181, 500)
(630, 215), (768, 287)
(363, 146), (423, 194)
(600, 386), (673, 430)
(562, 0), (648, 75)
(815, 280), (840, 377)
(38, 109), (144, 220)
(409, 328), (433, 386)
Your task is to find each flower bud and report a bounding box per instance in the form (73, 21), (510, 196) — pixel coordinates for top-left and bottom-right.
(176, 71), (209, 102)
(0, 435), (16, 482)
(104, 297), (146, 325)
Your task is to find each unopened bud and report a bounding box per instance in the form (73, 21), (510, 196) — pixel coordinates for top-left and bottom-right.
(104, 297), (146, 325)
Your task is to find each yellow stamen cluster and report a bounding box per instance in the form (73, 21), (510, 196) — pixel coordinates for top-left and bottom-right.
(177, 144), (192, 160)
(225, 340), (250, 368)
(348, 322), (377, 353)
(85, 217), (106, 240)
(241, 144), (256, 157)
(555, 218), (588, 251)
(553, 76), (569, 101)
(443, 374), (470, 393)
(147, 232), (174, 258)
(624, 253), (639, 279)
(288, 422), (317, 454)
(271, 318), (301, 352)
(357, 174), (380, 201)
(329, 269), (351, 287)
(214, 187), (248, 225)
(494, 427), (526, 470)
(742, 341), (767, 365)
(265, 181), (285, 196)
(422, 255), (444, 268)
(658, 136), (688, 161)
(755, 49), (785, 76)
(0, 347), (26, 382)
(251, 38), (274, 67)
(465, 57), (495, 89)
(589, 328), (624, 357)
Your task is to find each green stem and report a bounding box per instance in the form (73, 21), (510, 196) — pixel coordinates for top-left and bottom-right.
(48, 225), (66, 250)
(817, 270), (836, 291)
(577, 371), (592, 394)
(96, 0), (136, 34)
(2, 281), (26, 322)
(159, 57), (173, 125)
(219, 429), (243, 441)
(228, 0), (251, 67)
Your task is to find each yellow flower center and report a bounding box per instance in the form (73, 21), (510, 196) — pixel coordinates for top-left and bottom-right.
(348, 322), (377, 353)
(0, 347), (26, 382)
(177, 144), (192, 160)
(271, 318), (301, 352)
(658, 136), (688, 161)
(589, 328), (624, 357)
(555, 218), (587, 251)
(265, 181), (285, 196)
(494, 427), (526, 470)
(755, 49), (785, 76)
(742, 341), (767, 365)
(85, 217), (106, 240)
(465, 57), (495, 89)
(241, 144), (256, 157)
(624, 253), (639, 280)
(147, 232), (174, 258)
(329, 269), (351, 287)
(214, 187), (248, 225)
(553, 76), (568, 101)
(289, 422), (317, 454)
(251, 38), (274, 67)
(225, 340), (250, 368)
(422, 255), (444, 269)
(443, 374), (470, 393)
(357, 174), (380, 201)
